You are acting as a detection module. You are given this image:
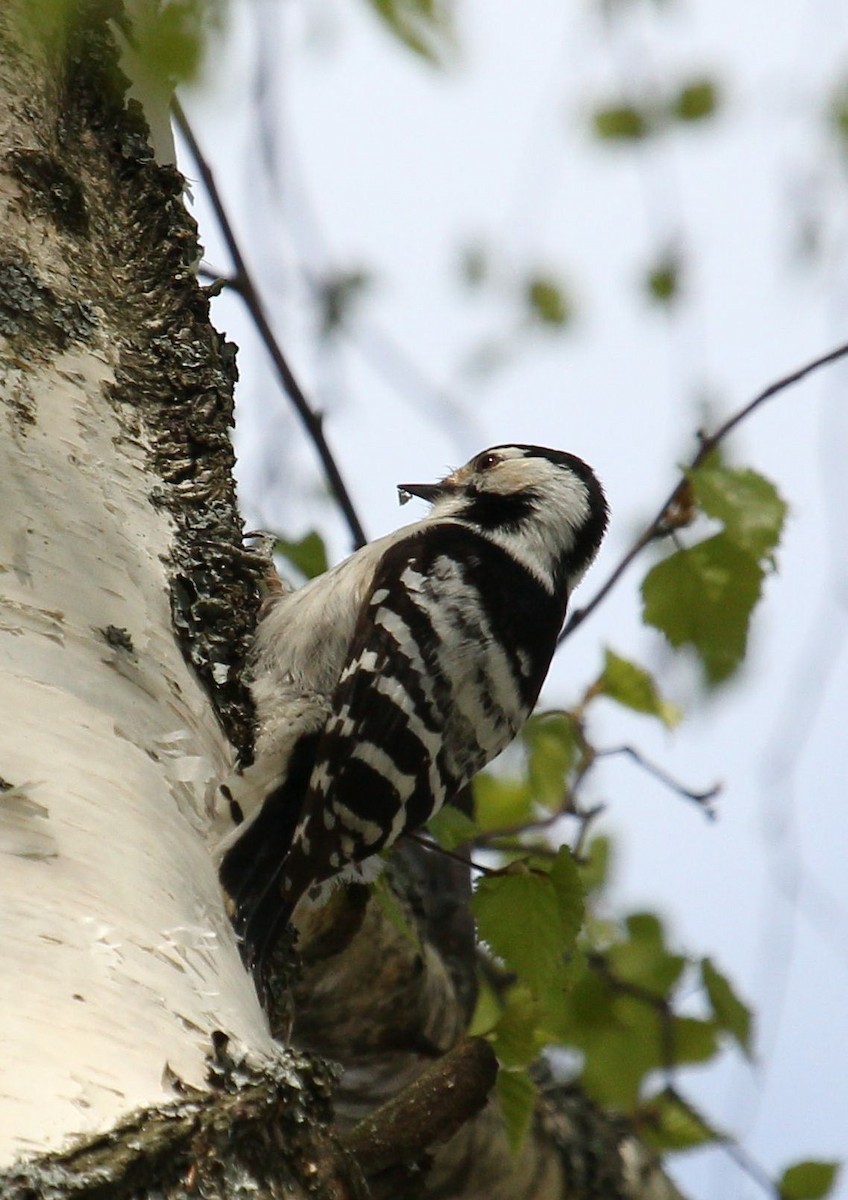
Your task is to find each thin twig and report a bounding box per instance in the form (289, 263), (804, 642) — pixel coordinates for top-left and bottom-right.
(172, 98), (368, 550)
(720, 1138), (784, 1198)
(405, 830), (554, 879)
(404, 830), (497, 876)
(561, 339), (848, 642)
(661, 1087), (784, 1199)
(595, 745), (720, 817)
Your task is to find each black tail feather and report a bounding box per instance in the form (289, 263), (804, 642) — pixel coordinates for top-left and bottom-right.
(219, 733), (320, 975)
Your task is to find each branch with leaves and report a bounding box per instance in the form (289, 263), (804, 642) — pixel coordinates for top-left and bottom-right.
(562, 341), (848, 659)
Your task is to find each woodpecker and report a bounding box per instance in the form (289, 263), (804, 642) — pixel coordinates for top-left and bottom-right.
(220, 444), (608, 978)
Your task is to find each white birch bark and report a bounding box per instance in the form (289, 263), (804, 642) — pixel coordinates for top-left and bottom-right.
(0, 10), (274, 1168)
(0, 353), (273, 1164)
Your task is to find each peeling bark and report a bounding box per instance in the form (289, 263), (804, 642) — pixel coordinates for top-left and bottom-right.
(0, 0), (308, 1181)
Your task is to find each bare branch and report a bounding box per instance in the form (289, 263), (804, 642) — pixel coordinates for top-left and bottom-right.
(172, 99), (368, 550)
(342, 1037), (498, 1177)
(561, 340), (848, 642)
(594, 745), (720, 817)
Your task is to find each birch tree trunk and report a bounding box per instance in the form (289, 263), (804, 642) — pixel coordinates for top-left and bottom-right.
(0, 0), (300, 1182)
(0, 6), (687, 1198)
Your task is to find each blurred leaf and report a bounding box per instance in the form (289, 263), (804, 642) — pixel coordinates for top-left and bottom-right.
(371, 875), (421, 947)
(579, 834), (613, 895)
(469, 976), (502, 1036)
(778, 1161), (841, 1200)
(689, 461), (787, 561)
(670, 77), (720, 122)
(16, 0), (222, 84)
(487, 985), (548, 1066)
(364, 0), (454, 64)
(592, 103), (653, 141)
(641, 533), (763, 683)
(671, 1015), (719, 1064)
(472, 853), (583, 997)
(596, 648), (682, 728)
(522, 712), (580, 808)
(701, 958), (753, 1057)
(607, 912), (686, 997)
(830, 83), (848, 146)
(12, 0), (76, 51)
(130, 0), (224, 85)
(474, 772), (535, 832)
(525, 275), (572, 328)
(557, 975), (665, 1108)
(637, 1087), (722, 1151)
(546, 913), (689, 1109)
(317, 269), (371, 333)
(550, 846), (586, 948)
(427, 804), (478, 850)
(645, 253), (682, 304)
(461, 244), (489, 286)
(497, 1068), (537, 1155)
(275, 531), (329, 580)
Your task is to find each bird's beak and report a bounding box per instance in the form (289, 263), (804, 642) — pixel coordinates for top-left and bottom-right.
(397, 481), (445, 506)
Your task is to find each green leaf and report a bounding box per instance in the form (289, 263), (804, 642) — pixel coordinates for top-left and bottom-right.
(548, 846), (585, 951)
(701, 958), (754, 1057)
(671, 1015), (720, 1064)
(488, 985), (548, 1066)
(645, 253), (682, 304)
(596, 648), (682, 728)
(497, 1068), (537, 1155)
(670, 77), (720, 122)
(557, 975), (665, 1108)
(472, 869), (569, 996)
(468, 976), (502, 1037)
(592, 103), (652, 141)
(364, 0), (454, 64)
(371, 875), (421, 948)
(474, 773), (534, 832)
(525, 275), (572, 328)
(274, 531), (329, 581)
(778, 1160), (841, 1200)
(11, 0), (76, 52)
(641, 532), (763, 683)
(427, 804), (478, 851)
(578, 835), (613, 896)
(637, 1087), (722, 1151)
(130, 0), (224, 85)
(522, 712), (580, 809)
(830, 84), (848, 146)
(607, 912), (686, 998)
(689, 461), (787, 561)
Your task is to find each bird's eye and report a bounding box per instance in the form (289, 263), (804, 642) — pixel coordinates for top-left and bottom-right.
(475, 451), (501, 472)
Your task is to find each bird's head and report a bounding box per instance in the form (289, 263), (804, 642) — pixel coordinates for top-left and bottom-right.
(398, 444), (608, 594)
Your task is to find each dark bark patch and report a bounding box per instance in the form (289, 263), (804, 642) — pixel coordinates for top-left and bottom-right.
(48, 12), (263, 760)
(0, 257), (96, 351)
(6, 148), (89, 236)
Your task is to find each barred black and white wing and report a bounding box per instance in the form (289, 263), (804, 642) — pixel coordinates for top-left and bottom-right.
(229, 521), (568, 974)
